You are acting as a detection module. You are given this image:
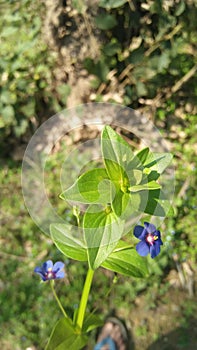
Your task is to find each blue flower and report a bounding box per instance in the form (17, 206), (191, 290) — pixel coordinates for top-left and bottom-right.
(134, 222), (163, 258)
(34, 260), (65, 281)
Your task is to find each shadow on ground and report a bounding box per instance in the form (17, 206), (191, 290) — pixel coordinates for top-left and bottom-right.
(146, 317), (197, 350)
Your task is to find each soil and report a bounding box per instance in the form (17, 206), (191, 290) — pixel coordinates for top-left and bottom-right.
(87, 286), (197, 350)
(123, 288), (197, 350)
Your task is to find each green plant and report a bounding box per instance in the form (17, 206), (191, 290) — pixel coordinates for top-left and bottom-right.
(0, 0), (70, 143)
(32, 126), (173, 349)
(82, 0), (196, 110)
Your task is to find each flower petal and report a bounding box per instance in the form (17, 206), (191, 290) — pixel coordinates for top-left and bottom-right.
(53, 261), (65, 273)
(144, 222), (156, 234)
(134, 225), (146, 240)
(136, 241), (149, 256)
(34, 267), (46, 280)
(34, 266), (43, 274)
(55, 270), (65, 279)
(150, 241), (161, 258)
(43, 260), (53, 272)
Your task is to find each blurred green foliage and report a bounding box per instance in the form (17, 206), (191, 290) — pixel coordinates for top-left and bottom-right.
(0, 0), (70, 143)
(84, 0), (196, 108)
(165, 114), (197, 263)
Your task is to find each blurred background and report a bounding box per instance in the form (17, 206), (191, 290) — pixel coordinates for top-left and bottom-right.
(0, 0), (196, 349)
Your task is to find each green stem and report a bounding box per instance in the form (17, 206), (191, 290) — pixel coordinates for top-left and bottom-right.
(73, 206), (81, 227)
(50, 280), (69, 319)
(76, 268), (95, 330)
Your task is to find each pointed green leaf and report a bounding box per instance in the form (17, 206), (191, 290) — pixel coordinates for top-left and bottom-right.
(129, 181), (161, 192)
(142, 170), (160, 182)
(127, 169), (143, 186)
(144, 152), (173, 174)
(45, 318), (87, 350)
(112, 188), (130, 217)
(60, 168), (113, 204)
(82, 313), (103, 333)
(101, 126), (133, 185)
(136, 147), (150, 164)
(102, 240), (148, 278)
(50, 224), (87, 261)
(127, 149), (173, 175)
(111, 189), (140, 217)
(126, 193), (141, 216)
(138, 189), (172, 216)
(83, 206), (124, 269)
(127, 147), (150, 171)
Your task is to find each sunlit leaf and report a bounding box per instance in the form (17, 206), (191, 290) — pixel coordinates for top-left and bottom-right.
(129, 180), (161, 192)
(101, 126), (133, 185)
(83, 206), (124, 269)
(45, 318), (87, 350)
(60, 168), (113, 204)
(102, 240), (148, 277)
(144, 152), (173, 174)
(138, 189), (172, 216)
(50, 223), (87, 261)
(99, 0), (127, 9)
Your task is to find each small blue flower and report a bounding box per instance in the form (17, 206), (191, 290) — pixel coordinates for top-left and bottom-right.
(34, 260), (65, 281)
(134, 222), (163, 258)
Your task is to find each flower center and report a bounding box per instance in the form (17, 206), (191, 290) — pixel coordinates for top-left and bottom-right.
(146, 233), (158, 246)
(45, 267), (55, 280)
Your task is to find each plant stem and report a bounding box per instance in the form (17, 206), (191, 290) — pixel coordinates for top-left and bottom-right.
(76, 268), (95, 330)
(50, 280), (69, 319)
(73, 206), (81, 227)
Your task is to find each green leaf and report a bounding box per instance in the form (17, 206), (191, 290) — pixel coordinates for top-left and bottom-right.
(112, 189), (141, 219)
(175, 0), (185, 16)
(144, 152), (173, 174)
(136, 81), (148, 96)
(45, 318), (87, 350)
(112, 188), (129, 217)
(129, 181), (161, 192)
(14, 119), (29, 137)
(99, 0), (127, 9)
(136, 147), (150, 164)
(57, 84), (71, 103)
(83, 206), (124, 269)
(1, 26), (18, 38)
(101, 126), (133, 185)
(142, 170), (160, 182)
(20, 100), (35, 117)
(95, 14), (117, 30)
(127, 149), (173, 176)
(127, 147), (149, 170)
(82, 313), (103, 333)
(138, 189), (172, 216)
(157, 52), (171, 72)
(102, 240), (148, 277)
(127, 169), (143, 186)
(83, 58), (109, 82)
(0, 90), (17, 104)
(50, 223), (87, 261)
(102, 41), (121, 56)
(1, 105), (15, 124)
(60, 168), (113, 204)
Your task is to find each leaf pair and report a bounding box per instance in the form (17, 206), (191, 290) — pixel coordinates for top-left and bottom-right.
(51, 223), (148, 277)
